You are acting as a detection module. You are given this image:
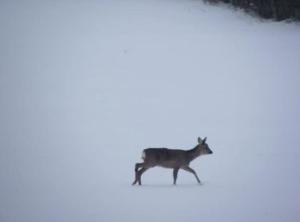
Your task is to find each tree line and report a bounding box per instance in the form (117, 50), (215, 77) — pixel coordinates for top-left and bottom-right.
(205, 0), (300, 20)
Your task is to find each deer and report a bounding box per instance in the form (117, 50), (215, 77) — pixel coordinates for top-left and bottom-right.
(132, 137), (213, 185)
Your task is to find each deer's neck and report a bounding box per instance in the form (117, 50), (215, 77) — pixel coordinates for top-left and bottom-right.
(187, 146), (201, 162)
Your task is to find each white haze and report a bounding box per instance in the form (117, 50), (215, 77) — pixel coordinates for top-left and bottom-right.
(1, 0), (300, 222)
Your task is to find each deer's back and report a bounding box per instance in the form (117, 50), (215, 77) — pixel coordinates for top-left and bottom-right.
(142, 148), (188, 168)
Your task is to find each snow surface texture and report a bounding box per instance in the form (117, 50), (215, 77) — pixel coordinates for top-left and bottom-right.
(1, 0), (300, 222)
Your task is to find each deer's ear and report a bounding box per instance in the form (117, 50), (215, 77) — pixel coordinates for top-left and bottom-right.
(202, 137), (207, 144)
(197, 137), (202, 144)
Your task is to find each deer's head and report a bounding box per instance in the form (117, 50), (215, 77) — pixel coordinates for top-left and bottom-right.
(197, 137), (213, 155)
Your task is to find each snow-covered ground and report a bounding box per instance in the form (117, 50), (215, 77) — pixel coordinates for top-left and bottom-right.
(1, 0), (300, 221)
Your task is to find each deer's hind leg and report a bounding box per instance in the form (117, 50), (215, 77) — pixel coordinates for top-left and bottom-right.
(137, 167), (148, 185)
(132, 162), (145, 185)
(135, 163), (144, 172)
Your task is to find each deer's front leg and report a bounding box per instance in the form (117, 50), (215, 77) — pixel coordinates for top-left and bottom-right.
(173, 168), (179, 185)
(181, 166), (201, 184)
